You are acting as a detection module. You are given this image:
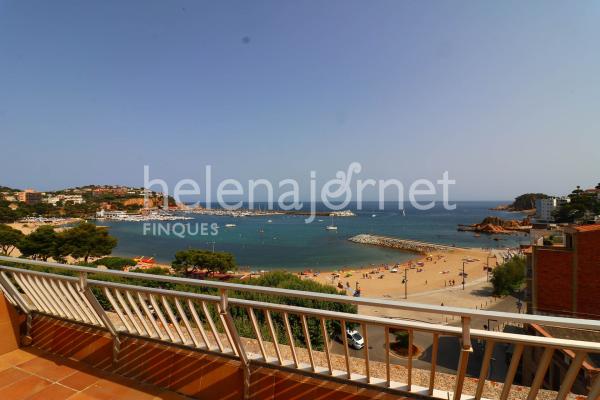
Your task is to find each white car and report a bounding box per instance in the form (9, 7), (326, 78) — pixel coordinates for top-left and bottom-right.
(390, 268), (398, 273)
(345, 328), (364, 350)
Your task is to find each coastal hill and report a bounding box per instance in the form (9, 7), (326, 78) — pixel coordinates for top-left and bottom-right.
(490, 193), (548, 213)
(458, 216), (531, 234)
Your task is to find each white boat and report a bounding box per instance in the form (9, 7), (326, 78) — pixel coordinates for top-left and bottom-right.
(267, 219), (272, 223)
(371, 214), (376, 218)
(325, 215), (337, 230)
(402, 209), (406, 216)
(225, 223), (237, 228)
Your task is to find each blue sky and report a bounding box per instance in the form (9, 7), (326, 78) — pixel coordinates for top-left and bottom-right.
(0, 1), (598, 200)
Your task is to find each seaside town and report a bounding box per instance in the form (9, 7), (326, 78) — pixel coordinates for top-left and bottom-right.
(1, 3), (599, 399)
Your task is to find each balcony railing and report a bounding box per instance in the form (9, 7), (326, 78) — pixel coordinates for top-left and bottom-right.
(0, 255), (599, 400)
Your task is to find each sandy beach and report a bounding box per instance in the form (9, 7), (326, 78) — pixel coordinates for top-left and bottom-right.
(8, 218), (81, 235)
(6, 219), (82, 258)
(307, 247), (499, 300)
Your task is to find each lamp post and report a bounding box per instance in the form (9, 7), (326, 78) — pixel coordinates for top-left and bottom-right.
(462, 261), (466, 290)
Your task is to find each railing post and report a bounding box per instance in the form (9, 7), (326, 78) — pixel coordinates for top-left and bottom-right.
(453, 316), (472, 400)
(77, 272), (121, 365)
(219, 288), (250, 400)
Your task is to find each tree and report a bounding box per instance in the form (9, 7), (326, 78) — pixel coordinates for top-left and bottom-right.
(61, 222), (117, 262)
(553, 185), (600, 223)
(18, 225), (60, 261)
(490, 256), (526, 295)
(0, 201), (19, 223)
(0, 224), (24, 255)
(171, 249), (236, 276)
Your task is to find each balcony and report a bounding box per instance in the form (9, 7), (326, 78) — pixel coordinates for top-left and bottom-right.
(0, 255), (599, 400)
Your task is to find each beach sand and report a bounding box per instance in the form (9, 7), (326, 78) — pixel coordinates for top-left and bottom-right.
(306, 247), (498, 300)
(8, 218), (81, 235)
(6, 219), (82, 258)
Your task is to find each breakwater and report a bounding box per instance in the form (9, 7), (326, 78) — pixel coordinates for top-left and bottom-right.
(348, 234), (460, 254)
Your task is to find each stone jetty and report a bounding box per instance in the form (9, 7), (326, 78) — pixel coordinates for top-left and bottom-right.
(348, 234), (459, 254)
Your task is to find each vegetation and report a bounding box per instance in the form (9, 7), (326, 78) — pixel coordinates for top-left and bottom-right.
(227, 271), (357, 350)
(171, 249), (236, 276)
(59, 222), (118, 262)
(92, 256), (137, 270)
(553, 184), (600, 223)
(509, 193), (548, 211)
(16, 222), (117, 263)
(0, 200), (21, 223)
(18, 225), (64, 261)
(391, 329), (409, 347)
(0, 224), (24, 255)
(490, 256), (526, 295)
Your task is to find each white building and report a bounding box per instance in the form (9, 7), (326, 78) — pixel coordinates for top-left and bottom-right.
(44, 194), (85, 206)
(535, 197), (570, 222)
(96, 210), (127, 219)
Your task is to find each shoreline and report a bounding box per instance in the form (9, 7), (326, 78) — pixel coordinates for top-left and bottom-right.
(305, 246), (502, 299)
(7, 219), (517, 300)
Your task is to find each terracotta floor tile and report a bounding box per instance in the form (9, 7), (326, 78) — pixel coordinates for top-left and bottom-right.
(26, 383), (78, 400)
(0, 367), (31, 389)
(153, 390), (194, 399)
(66, 392), (100, 400)
(0, 359), (12, 373)
(82, 379), (143, 400)
(17, 355), (78, 381)
(0, 374), (52, 400)
(59, 369), (102, 391)
(0, 349), (39, 366)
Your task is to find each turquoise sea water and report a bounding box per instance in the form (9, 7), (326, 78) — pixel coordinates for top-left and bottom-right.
(99, 202), (530, 270)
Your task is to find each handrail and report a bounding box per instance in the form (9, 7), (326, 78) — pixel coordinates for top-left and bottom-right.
(3, 263), (599, 353)
(2, 256), (600, 399)
(1, 255), (599, 331)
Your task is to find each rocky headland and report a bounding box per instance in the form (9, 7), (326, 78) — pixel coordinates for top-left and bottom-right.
(457, 216), (531, 235)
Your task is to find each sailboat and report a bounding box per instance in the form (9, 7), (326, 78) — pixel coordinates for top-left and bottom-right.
(325, 215), (338, 230)
(402, 209), (406, 217)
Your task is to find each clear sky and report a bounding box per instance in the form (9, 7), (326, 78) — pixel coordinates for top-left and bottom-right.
(1, 1), (598, 200)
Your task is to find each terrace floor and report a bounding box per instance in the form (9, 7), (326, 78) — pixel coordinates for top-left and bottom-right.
(0, 348), (191, 400)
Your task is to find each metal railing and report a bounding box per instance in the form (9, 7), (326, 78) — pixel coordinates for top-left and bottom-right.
(0, 255), (599, 400)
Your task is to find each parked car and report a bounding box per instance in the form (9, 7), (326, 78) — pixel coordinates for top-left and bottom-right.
(339, 328), (364, 350)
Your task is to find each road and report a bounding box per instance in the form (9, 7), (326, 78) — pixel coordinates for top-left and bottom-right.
(329, 294), (522, 381)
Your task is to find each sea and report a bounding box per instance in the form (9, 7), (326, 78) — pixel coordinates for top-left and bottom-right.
(97, 201), (530, 271)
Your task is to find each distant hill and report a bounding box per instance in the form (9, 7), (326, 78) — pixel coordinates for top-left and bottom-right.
(0, 186), (19, 192)
(491, 193), (548, 212)
(509, 193), (548, 211)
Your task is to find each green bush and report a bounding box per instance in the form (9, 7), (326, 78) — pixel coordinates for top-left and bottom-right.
(490, 256), (526, 295)
(391, 329), (409, 347)
(92, 256), (137, 270)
